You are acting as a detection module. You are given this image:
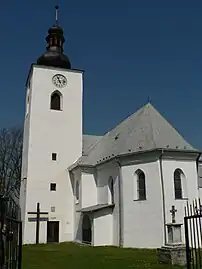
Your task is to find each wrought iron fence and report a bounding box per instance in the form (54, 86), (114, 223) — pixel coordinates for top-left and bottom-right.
(184, 199), (202, 269)
(0, 195), (22, 269)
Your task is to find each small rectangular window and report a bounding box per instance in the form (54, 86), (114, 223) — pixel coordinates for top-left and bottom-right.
(50, 183), (56, 191)
(52, 153), (57, 161)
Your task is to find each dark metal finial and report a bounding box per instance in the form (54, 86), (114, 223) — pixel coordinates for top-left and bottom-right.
(147, 96), (151, 103)
(55, 1), (59, 25)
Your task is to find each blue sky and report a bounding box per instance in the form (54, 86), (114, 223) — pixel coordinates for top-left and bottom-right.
(1, 1), (202, 149)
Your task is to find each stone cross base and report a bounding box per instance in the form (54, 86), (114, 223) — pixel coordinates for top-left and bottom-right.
(157, 244), (186, 266)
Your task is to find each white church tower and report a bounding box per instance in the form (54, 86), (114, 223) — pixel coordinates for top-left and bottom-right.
(20, 5), (83, 244)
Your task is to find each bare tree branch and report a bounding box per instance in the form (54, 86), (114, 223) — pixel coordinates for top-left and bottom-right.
(0, 127), (23, 199)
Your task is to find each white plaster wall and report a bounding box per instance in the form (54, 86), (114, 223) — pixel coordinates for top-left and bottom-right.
(74, 211), (82, 242)
(71, 169), (82, 243)
(96, 161), (120, 246)
(121, 160), (164, 248)
(97, 164), (112, 205)
(81, 172), (97, 208)
(21, 65), (83, 244)
(93, 208), (113, 246)
(162, 159), (199, 244)
(97, 161), (119, 204)
(20, 116), (30, 226)
(20, 84), (32, 241)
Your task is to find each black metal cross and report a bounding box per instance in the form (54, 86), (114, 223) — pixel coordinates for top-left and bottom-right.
(170, 205), (177, 223)
(27, 202), (48, 244)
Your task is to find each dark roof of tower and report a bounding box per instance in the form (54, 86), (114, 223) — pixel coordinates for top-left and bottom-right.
(37, 49), (71, 69)
(36, 5), (71, 69)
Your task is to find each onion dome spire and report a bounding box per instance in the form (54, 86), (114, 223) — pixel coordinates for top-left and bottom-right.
(37, 3), (71, 69)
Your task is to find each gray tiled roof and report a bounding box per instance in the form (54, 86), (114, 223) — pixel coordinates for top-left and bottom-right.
(82, 135), (102, 155)
(76, 103), (198, 168)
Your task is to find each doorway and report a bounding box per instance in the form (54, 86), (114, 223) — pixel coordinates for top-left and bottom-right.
(47, 221), (59, 243)
(82, 215), (92, 244)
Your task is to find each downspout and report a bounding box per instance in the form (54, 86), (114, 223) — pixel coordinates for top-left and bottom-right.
(116, 158), (123, 247)
(159, 149), (167, 245)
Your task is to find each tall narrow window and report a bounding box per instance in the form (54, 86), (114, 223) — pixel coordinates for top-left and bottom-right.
(75, 180), (80, 202)
(50, 183), (56, 191)
(50, 91), (62, 110)
(174, 169), (183, 199)
(52, 153), (57, 161)
(108, 177), (114, 204)
(137, 170), (146, 200)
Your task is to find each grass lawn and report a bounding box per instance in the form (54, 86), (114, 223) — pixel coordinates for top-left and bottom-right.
(22, 243), (184, 269)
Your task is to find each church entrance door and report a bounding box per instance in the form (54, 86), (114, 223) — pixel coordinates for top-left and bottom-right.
(47, 221), (59, 243)
(82, 215), (92, 244)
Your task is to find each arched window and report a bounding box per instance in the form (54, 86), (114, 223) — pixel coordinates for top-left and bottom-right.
(174, 169), (185, 199)
(136, 169), (146, 200)
(75, 180), (80, 202)
(108, 177), (114, 204)
(50, 91), (62, 110)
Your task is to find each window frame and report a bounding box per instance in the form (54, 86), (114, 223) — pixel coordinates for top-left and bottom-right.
(137, 170), (146, 200)
(50, 91), (62, 111)
(174, 169), (184, 200)
(133, 169), (147, 201)
(52, 153), (57, 161)
(50, 183), (56, 191)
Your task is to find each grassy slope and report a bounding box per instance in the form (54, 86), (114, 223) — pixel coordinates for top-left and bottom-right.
(22, 243), (183, 269)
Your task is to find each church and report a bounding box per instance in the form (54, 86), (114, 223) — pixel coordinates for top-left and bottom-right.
(20, 5), (202, 248)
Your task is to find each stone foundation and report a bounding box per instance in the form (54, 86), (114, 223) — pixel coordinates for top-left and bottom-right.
(157, 244), (186, 266)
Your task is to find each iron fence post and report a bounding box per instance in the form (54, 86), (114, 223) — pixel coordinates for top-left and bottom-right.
(18, 221), (22, 269)
(184, 216), (191, 269)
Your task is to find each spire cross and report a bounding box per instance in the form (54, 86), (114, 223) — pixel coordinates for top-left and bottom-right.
(55, 1), (59, 25)
(147, 96), (152, 103)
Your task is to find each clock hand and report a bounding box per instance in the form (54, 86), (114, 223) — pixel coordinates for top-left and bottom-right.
(56, 76), (60, 80)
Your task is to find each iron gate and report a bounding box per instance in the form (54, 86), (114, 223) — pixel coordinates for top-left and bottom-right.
(0, 195), (22, 269)
(184, 199), (202, 269)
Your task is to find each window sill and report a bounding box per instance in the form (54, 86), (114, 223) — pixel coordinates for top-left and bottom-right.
(175, 198), (188, 201)
(50, 109), (63, 112)
(133, 199), (147, 202)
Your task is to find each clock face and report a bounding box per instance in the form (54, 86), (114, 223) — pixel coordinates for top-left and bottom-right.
(52, 74), (67, 88)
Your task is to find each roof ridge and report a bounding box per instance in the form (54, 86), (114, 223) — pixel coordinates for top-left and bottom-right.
(83, 134), (103, 137)
(148, 104), (197, 150)
(82, 103), (154, 159)
(82, 135), (104, 156)
(102, 103), (150, 137)
(147, 105), (156, 148)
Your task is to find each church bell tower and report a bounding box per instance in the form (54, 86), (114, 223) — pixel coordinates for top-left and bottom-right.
(20, 4), (83, 244)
